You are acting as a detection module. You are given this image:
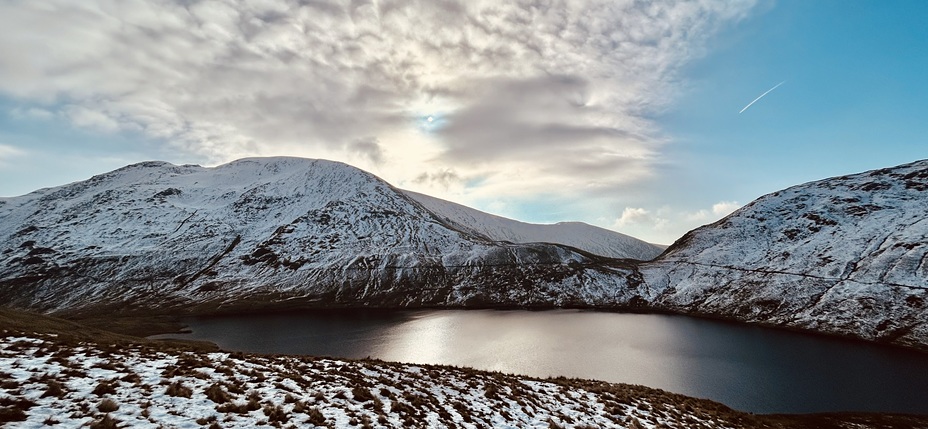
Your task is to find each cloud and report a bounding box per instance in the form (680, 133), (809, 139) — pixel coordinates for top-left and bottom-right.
(413, 169), (464, 190)
(345, 137), (384, 165)
(612, 207), (673, 237)
(0, 0), (757, 225)
(63, 105), (123, 133)
(437, 76), (644, 160)
(612, 200), (741, 244)
(0, 144), (25, 167)
(680, 200), (741, 222)
(615, 207), (652, 227)
(712, 201), (741, 216)
(9, 107), (54, 120)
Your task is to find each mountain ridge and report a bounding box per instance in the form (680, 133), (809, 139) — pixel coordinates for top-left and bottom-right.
(2, 156), (928, 351)
(0, 157), (645, 316)
(403, 189), (665, 260)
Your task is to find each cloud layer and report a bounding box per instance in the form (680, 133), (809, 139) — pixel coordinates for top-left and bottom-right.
(0, 0), (756, 239)
(612, 200), (742, 244)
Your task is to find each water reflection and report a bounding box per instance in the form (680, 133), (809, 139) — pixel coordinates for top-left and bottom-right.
(157, 309), (928, 414)
(158, 310), (413, 357)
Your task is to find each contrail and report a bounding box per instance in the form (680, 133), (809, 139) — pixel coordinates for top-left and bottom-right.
(739, 81), (785, 114)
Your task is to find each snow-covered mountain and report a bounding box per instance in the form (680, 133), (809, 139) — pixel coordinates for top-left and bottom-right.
(3, 156), (928, 351)
(0, 157), (642, 315)
(403, 190), (664, 260)
(641, 159), (928, 350)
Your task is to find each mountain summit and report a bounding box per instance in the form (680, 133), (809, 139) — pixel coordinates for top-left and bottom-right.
(0, 157), (649, 315)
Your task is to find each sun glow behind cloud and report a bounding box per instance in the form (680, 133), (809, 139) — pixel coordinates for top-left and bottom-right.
(0, 0), (758, 243)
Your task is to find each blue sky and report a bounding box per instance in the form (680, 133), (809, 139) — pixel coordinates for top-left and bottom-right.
(660, 0), (928, 204)
(0, 1), (925, 244)
(604, 0), (928, 242)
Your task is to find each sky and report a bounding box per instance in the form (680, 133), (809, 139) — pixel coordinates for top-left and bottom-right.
(0, 0), (926, 245)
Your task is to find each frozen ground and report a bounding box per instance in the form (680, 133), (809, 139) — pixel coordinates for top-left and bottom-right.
(0, 333), (741, 429)
(2, 328), (927, 429)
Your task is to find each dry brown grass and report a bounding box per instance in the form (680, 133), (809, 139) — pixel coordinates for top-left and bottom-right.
(97, 398), (119, 413)
(351, 386), (374, 402)
(306, 407), (326, 425)
(165, 381), (192, 398)
(262, 403), (289, 424)
(92, 380), (117, 396)
(41, 379), (67, 399)
(205, 383), (233, 404)
(0, 407), (27, 423)
(88, 413), (119, 429)
(196, 415), (217, 425)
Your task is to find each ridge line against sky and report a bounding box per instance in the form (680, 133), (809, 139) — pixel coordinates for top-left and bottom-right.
(1, 0), (927, 244)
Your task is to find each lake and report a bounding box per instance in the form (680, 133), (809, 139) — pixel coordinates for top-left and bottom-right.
(154, 309), (928, 414)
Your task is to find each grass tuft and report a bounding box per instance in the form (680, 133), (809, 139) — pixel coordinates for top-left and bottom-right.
(165, 381), (192, 398)
(306, 407), (326, 425)
(89, 414), (120, 429)
(351, 386), (374, 402)
(205, 383), (232, 404)
(92, 380), (117, 396)
(97, 398), (119, 413)
(41, 380), (67, 399)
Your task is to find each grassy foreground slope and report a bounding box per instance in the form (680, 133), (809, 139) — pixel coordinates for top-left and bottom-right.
(1, 310), (926, 429)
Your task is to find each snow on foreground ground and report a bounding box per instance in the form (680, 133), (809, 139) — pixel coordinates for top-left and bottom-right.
(0, 333), (728, 429)
(3, 333), (928, 429)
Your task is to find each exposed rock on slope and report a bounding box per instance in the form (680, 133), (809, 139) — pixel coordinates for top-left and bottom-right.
(0, 157), (641, 315)
(642, 160), (928, 350)
(404, 190), (664, 260)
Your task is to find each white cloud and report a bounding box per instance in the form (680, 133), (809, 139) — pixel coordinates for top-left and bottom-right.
(681, 200), (741, 223)
(612, 200), (741, 244)
(0, 144), (25, 166)
(63, 105), (123, 133)
(712, 201), (741, 216)
(9, 107), (54, 120)
(0, 0), (756, 163)
(616, 207), (657, 227)
(0, 0), (758, 240)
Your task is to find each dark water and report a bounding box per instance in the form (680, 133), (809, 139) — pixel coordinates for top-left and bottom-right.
(155, 309), (928, 414)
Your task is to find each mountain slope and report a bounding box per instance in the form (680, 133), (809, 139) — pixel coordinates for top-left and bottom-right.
(4, 156), (928, 351)
(0, 157), (641, 315)
(641, 159), (928, 349)
(404, 190), (664, 260)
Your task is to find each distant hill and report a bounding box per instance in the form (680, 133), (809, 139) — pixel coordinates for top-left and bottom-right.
(404, 190), (664, 261)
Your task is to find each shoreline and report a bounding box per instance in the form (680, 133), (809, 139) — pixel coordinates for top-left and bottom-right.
(2, 312), (927, 428)
(62, 303), (928, 357)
